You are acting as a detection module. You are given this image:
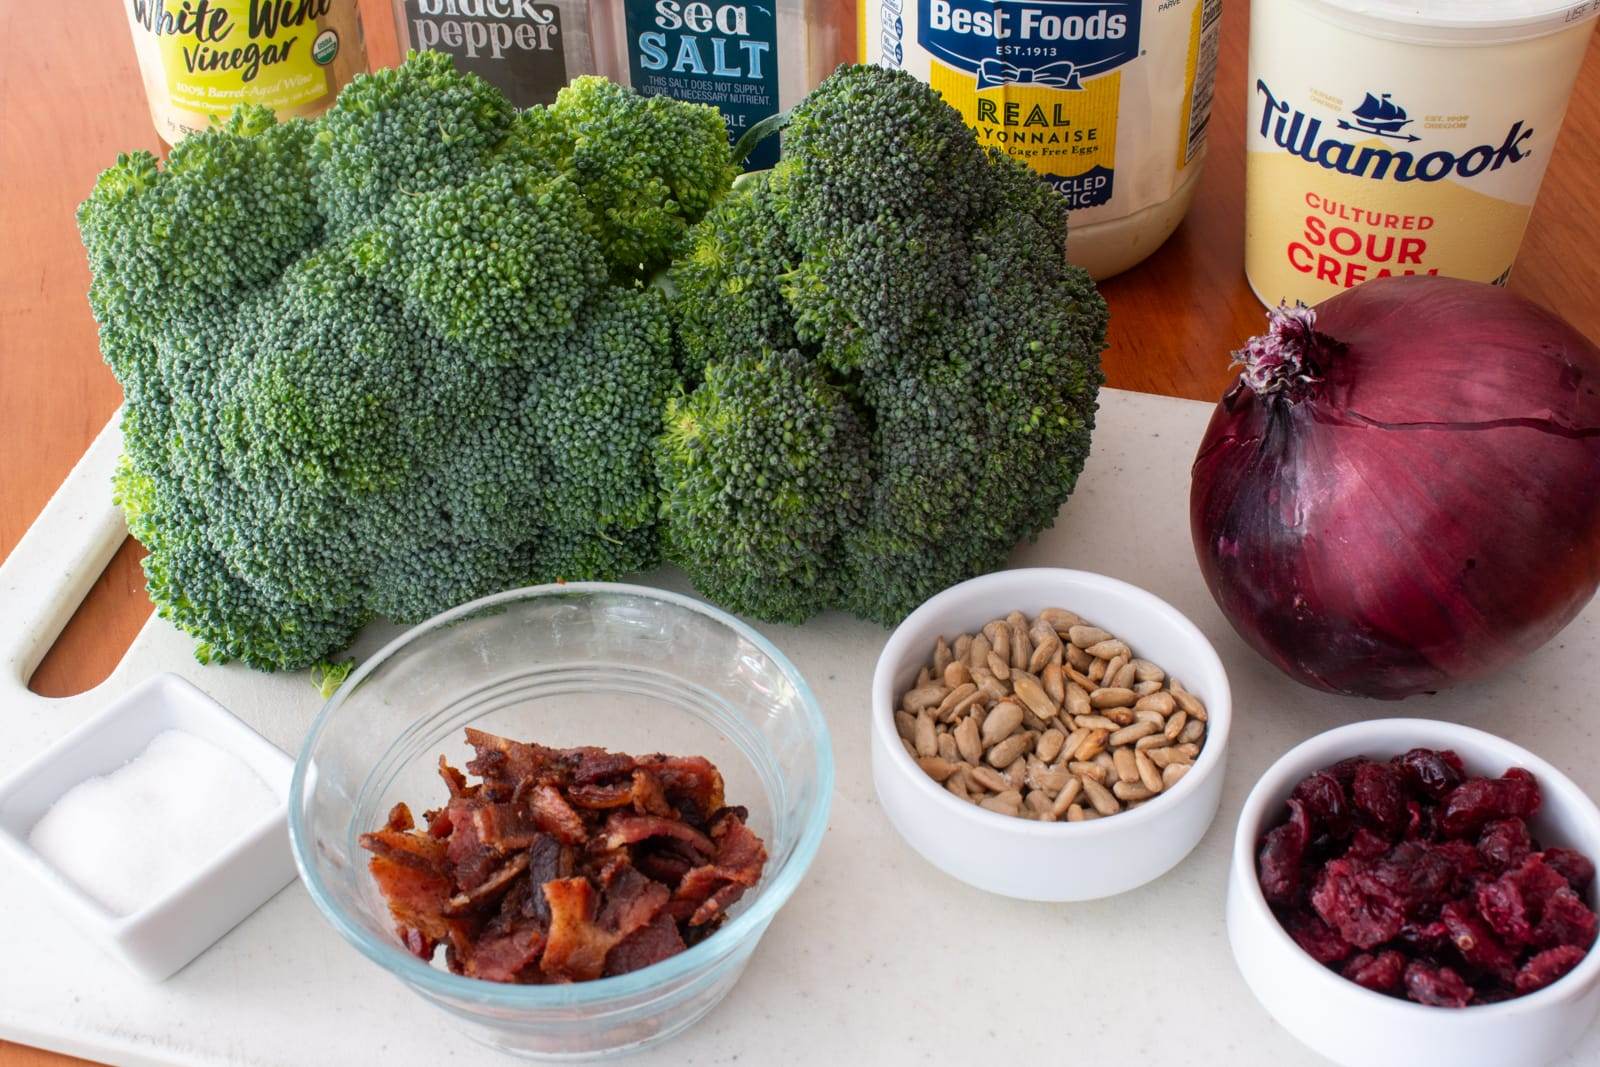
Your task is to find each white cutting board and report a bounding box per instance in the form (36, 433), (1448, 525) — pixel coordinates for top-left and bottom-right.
(2, 387), (1596, 1067)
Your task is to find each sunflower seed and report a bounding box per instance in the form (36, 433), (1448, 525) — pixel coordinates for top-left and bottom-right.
(937, 732), (959, 763)
(1136, 749), (1163, 793)
(1164, 709), (1188, 742)
(1130, 658), (1165, 684)
(1066, 682), (1092, 719)
(1012, 671), (1058, 719)
(979, 796), (1021, 817)
(1068, 760), (1107, 783)
(1113, 781), (1155, 802)
(1024, 789), (1054, 815)
(1170, 680), (1208, 721)
(987, 732), (1035, 768)
(954, 633), (973, 661)
(1111, 721), (1159, 747)
(894, 710), (916, 741)
(1042, 661), (1065, 705)
(1010, 624), (1032, 671)
(986, 651), (1012, 681)
(981, 701), (1024, 746)
(1036, 727), (1066, 764)
(916, 666), (931, 688)
(1162, 763), (1190, 789)
(903, 684), (949, 712)
(944, 660), (972, 688)
(1026, 763), (1072, 794)
(1068, 625), (1112, 649)
(934, 636), (953, 674)
(932, 683), (976, 720)
(970, 765), (1010, 793)
(946, 769), (971, 799)
(1136, 732), (1172, 751)
(984, 622), (1010, 664)
(1050, 777), (1084, 816)
(1082, 776), (1121, 816)
(1111, 661), (1138, 690)
(1066, 804), (1087, 822)
(1181, 719), (1205, 745)
(1074, 728), (1110, 762)
(1085, 639), (1132, 660)
(1088, 658), (1107, 684)
(969, 633), (992, 672)
(918, 756), (959, 782)
(955, 716), (982, 763)
(1113, 746), (1139, 784)
(914, 712), (937, 758)
(1132, 680), (1165, 697)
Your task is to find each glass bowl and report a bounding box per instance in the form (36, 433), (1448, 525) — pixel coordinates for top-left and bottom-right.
(288, 583), (833, 1060)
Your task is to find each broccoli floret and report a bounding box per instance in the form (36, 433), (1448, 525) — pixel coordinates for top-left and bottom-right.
(667, 171), (800, 378)
(529, 286), (677, 545)
(657, 349), (872, 622)
(551, 76), (738, 278)
(77, 106), (319, 338)
(771, 64), (995, 250)
(351, 164), (607, 359)
(312, 50), (515, 231)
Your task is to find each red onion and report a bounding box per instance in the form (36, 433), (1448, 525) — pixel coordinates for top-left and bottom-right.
(1190, 276), (1600, 699)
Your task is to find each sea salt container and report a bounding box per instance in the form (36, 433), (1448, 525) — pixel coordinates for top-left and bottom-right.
(0, 673), (296, 981)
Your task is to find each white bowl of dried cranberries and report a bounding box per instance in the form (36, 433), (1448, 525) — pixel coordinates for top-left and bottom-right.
(1227, 718), (1600, 1067)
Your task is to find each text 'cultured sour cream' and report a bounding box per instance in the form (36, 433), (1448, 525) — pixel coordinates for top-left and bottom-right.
(1246, 0), (1599, 308)
(861, 0), (1222, 279)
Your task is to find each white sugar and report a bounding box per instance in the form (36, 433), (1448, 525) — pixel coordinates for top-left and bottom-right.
(27, 730), (279, 917)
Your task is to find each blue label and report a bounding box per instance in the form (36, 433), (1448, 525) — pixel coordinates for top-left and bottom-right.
(918, 1), (1141, 86)
(624, 1), (781, 171)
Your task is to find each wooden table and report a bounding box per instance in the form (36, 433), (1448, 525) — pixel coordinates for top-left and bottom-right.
(3, 2), (1598, 1064)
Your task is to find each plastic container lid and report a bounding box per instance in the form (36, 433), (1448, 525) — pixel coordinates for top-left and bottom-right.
(1298, 0), (1600, 43)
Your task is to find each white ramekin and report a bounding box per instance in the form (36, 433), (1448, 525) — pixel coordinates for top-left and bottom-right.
(1227, 718), (1600, 1067)
(871, 568), (1232, 901)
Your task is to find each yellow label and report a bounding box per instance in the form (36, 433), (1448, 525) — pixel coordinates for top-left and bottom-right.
(1244, 149), (1533, 308)
(144, 0), (333, 116)
(930, 61), (1119, 212)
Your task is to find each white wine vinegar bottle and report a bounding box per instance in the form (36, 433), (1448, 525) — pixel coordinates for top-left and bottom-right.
(589, 0), (856, 169)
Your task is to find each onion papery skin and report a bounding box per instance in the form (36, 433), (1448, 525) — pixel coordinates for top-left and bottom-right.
(1190, 275), (1600, 700)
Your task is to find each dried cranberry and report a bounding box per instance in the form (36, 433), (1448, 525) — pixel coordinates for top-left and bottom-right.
(1353, 762), (1408, 839)
(1439, 771), (1542, 837)
(1394, 748), (1464, 801)
(1440, 900), (1517, 979)
(1292, 771), (1352, 839)
(1279, 905), (1354, 965)
(1476, 818), (1533, 874)
(1343, 950), (1407, 993)
(1361, 840), (1477, 916)
(1313, 857), (1406, 949)
(1476, 855), (1570, 947)
(1398, 920), (1451, 959)
(1404, 961), (1474, 1007)
(1325, 756), (1374, 788)
(1347, 827), (1390, 859)
(1514, 945), (1588, 995)
(1258, 798), (1313, 906)
(1532, 888), (1599, 951)
(1541, 848), (1597, 893)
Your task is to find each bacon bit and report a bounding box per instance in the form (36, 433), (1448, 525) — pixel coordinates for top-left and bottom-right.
(631, 769), (676, 817)
(603, 812), (716, 855)
(541, 878), (619, 982)
(361, 730), (766, 985)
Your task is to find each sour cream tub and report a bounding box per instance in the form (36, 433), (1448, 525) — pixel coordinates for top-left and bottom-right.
(1245, 0), (1598, 308)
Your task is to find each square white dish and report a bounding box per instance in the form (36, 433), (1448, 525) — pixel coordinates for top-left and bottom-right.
(0, 672), (297, 981)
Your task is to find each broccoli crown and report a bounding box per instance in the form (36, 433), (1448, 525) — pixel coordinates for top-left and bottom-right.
(657, 349), (871, 623)
(658, 65), (1107, 626)
(552, 76), (739, 279)
(80, 55), (735, 671)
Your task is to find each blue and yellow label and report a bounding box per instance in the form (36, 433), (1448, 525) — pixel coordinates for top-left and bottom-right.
(918, 1), (1142, 209)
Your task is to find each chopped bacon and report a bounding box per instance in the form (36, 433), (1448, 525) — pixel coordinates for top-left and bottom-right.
(529, 783), (588, 844)
(541, 878), (619, 982)
(669, 811), (769, 926)
(636, 755), (724, 820)
(464, 925), (545, 983)
(631, 769), (676, 817)
(604, 913), (686, 977)
(603, 813), (715, 855)
(361, 731), (766, 985)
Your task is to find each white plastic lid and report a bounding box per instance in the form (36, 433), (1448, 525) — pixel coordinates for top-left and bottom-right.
(1300, 0), (1600, 43)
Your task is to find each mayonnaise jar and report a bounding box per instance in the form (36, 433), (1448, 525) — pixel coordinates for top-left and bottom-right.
(860, 0), (1222, 279)
(1245, 0), (1599, 308)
